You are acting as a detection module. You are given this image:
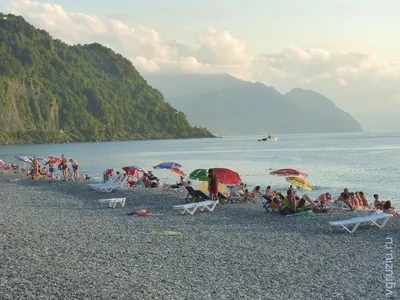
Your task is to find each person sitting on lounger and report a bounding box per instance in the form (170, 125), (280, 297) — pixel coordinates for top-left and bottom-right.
(317, 192), (332, 204)
(265, 186), (276, 199)
(342, 193), (356, 210)
(382, 201), (398, 216)
(373, 194), (385, 210)
(252, 186), (261, 197)
(358, 191), (370, 207)
(230, 183), (245, 197)
(287, 185), (294, 197)
(338, 188), (350, 201)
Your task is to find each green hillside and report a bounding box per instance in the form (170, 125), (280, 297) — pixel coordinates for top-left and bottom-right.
(0, 13), (212, 144)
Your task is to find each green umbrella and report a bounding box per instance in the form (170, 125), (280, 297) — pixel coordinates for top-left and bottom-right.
(189, 169), (208, 181)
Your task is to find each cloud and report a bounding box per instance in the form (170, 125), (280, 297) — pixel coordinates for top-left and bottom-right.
(3, 0), (400, 116)
(335, 5), (375, 12)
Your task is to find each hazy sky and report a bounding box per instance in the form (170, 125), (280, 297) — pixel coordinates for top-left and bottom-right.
(2, 0), (400, 131)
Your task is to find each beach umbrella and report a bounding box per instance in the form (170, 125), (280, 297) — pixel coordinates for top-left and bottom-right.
(27, 156), (48, 162)
(171, 167), (185, 177)
(286, 176), (313, 192)
(189, 168), (242, 185)
(213, 168), (242, 185)
(122, 165), (147, 174)
(48, 156), (62, 163)
(15, 156), (32, 164)
(0, 159), (5, 165)
(189, 169), (208, 181)
(153, 162), (182, 169)
(122, 166), (146, 178)
(270, 168), (308, 178)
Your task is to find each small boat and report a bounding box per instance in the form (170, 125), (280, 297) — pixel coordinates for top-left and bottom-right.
(258, 136), (278, 142)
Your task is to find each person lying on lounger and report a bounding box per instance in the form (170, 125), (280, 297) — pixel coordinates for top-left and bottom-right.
(383, 201), (398, 216)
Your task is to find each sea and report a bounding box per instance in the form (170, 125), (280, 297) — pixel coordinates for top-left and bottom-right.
(1, 132), (399, 206)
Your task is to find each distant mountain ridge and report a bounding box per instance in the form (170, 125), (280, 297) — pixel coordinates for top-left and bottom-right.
(145, 73), (363, 135)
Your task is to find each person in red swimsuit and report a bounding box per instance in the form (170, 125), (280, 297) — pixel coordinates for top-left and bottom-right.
(207, 168), (219, 200)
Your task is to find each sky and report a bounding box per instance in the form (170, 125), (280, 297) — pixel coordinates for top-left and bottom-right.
(2, 0), (400, 131)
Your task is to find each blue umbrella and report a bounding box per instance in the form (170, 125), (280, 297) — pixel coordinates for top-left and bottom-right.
(153, 162), (182, 169)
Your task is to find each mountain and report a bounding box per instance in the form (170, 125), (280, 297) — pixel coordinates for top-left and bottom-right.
(145, 73), (363, 135)
(0, 14), (213, 145)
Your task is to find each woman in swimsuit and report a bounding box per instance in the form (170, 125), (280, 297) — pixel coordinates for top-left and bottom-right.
(69, 159), (79, 180)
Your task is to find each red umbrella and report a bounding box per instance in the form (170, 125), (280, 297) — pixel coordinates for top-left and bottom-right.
(213, 168), (242, 185)
(269, 168), (308, 177)
(171, 167), (185, 177)
(122, 166), (142, 178)
(48, 156), (62, 163)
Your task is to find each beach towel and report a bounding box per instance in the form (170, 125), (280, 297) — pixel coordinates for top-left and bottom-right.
(152, 231), (183, 236)
(126, 209), (151, 216)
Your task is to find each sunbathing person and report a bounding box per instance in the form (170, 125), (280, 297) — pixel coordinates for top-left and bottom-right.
(341, 193), (356, 210)
(230, 183), (245, 197)
(373, 194), (385, 210)
(358, 191), (370, 207)
(317, 192), (332, 205)
(382, 201), (398, 216)
(338, 188), (350, 201)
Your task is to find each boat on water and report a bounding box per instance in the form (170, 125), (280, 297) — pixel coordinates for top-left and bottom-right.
(258, 135), (278, 142)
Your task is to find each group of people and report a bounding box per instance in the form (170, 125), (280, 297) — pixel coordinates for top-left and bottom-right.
(103, 168), (164, 188)
(5, 155), (82, 182)
(224, 182), (398, 215)
(337, 188), (397, 215)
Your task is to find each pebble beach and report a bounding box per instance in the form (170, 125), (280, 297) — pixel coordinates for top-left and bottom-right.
(0, 172), (399, 300)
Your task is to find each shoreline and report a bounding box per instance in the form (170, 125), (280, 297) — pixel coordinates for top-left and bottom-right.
(1, 173), (399, 299)
(0, 135), (218, 147)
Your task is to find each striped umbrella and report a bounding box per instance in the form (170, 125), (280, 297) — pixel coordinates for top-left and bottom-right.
(286, 176), (313, 192)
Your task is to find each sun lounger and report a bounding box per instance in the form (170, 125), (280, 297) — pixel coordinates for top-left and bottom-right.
(95, 177), (129, 193)
(88, 175), (117, 188)
(173, 200), (218, 215)
(329, 212), (393, 233)
(330, 200), (352, 211)
(98, 198), (126, 208)
(184, 186), (210, 203)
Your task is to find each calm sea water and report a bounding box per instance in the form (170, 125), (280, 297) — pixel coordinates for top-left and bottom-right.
(1, 132), (399, 205)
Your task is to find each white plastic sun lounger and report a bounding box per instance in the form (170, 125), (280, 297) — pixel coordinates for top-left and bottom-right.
(98, 198), (126, 208)
(88, 176), (117, 188)
(173, 200), (219, 215)
(95, 177), (129, 193)
(329, 213), (393, 233)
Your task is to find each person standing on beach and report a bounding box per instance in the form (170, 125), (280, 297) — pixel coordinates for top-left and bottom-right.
(69, 159), (79, 180)
(59, 154), (68, 181)
(48, 159), (56, 182)
(207, 168), (218, 200)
